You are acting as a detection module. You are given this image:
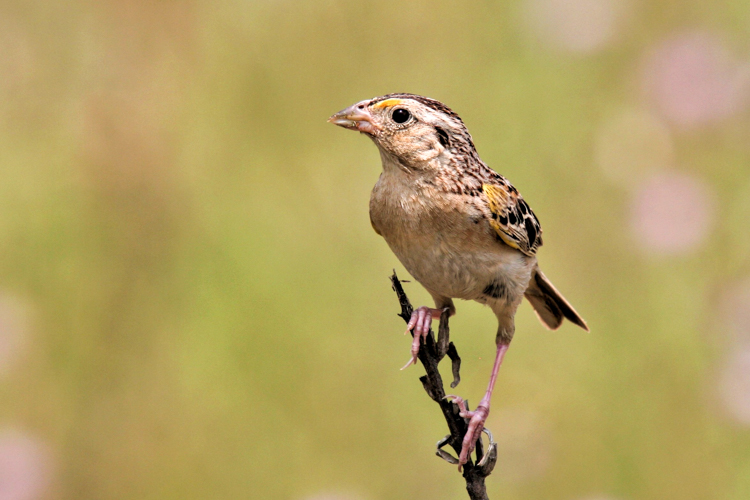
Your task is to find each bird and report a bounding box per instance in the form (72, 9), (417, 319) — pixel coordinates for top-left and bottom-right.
(328, 93), (588, 470)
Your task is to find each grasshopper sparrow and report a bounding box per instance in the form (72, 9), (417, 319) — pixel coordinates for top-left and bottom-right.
(329, 93), (588, 469)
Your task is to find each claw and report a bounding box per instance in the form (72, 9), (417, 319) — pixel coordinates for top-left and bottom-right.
(400, 356), (417, 370)
(477, 428), (497, 470)
(400, 306), (440, 369)
(457, 404), (490, 470)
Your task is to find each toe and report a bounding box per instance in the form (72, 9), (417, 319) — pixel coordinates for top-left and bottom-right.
(445, 395), (469, 415)
(401, 306), (437, 369)
(416, 307), (428, 337)
(410, 330), (421, 359)
(457, 406), (489, 468)
(406, 310), (418, 331)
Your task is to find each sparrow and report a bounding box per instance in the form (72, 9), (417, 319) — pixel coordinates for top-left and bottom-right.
(328, 93), (588, 470)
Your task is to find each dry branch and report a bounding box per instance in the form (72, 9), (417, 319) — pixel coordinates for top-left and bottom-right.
(390, 271), (496, 500)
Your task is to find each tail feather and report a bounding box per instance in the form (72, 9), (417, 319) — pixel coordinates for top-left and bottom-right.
(524, 267), (589, 331)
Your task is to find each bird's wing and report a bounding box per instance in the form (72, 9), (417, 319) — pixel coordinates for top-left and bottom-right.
(482, 182), (543, 256)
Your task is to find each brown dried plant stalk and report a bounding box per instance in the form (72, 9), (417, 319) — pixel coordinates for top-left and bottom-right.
(390, 271), (497, 500)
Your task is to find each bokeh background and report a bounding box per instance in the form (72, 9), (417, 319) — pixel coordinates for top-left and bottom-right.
(0, 1), (749, 499)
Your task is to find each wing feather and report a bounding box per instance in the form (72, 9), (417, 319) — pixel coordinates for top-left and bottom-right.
(482, 183), (543, 256)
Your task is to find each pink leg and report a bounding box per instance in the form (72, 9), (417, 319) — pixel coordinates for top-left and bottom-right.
(401, 306), (444, 370)
(447, 343), (510, 470)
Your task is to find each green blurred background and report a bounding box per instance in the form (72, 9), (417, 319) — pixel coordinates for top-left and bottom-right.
(1, 1), (749, 499)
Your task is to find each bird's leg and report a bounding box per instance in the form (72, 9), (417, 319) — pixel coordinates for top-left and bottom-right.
(401, 306), (444, 370)
(447, 342), (510, 470)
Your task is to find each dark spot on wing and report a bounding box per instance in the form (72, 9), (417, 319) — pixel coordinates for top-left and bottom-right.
(498, 214), (507, 225)
(508, 211), (517, 225)
(524, 217), (537, 245)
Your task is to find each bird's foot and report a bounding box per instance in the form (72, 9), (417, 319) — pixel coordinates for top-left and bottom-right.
(445, 395), (490, 471)
(401, 306), (443, 370)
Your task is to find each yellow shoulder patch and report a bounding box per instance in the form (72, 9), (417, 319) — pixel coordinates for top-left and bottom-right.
(482, 184), (508, 214)
(483, 183), (521, 250)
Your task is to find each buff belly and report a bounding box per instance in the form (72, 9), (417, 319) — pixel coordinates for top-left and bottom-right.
(372, 195), (533, 305)
(389, 229), (532, 303)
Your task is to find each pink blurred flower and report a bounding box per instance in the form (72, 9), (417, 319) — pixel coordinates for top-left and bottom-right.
(641, 32), (750, 128)
(630, 171), (715, 255)
(0, 431), (52, 500)
(525, 0), (630, 54)
(718, 347), (750, 426)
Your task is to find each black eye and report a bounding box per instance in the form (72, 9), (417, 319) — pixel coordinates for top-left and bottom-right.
(392, 108), (411, 124)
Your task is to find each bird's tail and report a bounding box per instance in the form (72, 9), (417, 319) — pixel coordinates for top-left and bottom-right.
(524, 266), (589, 331)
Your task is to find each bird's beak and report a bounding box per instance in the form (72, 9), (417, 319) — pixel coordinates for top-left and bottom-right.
(328, 102), (379, 135)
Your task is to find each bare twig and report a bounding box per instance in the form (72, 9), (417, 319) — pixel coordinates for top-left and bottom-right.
(390, 271), (496, 500)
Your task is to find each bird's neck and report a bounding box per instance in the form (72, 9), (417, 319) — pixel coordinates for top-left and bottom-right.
(377, 147), (449, 184)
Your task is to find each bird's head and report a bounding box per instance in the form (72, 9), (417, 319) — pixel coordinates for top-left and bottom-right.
(328, 93), (477, 170)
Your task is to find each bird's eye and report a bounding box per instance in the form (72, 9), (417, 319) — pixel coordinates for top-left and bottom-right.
(392, 108), (411, 124)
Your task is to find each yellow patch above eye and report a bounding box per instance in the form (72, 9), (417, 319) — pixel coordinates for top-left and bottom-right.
(372, 98), (404, 109)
